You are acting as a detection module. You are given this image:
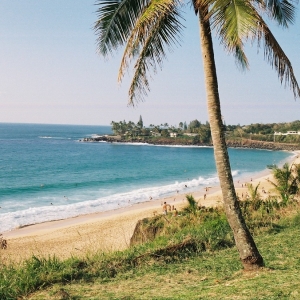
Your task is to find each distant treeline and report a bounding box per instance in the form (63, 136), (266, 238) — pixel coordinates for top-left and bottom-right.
(226, 120), (300, 143)
(110, 117), (300, 144)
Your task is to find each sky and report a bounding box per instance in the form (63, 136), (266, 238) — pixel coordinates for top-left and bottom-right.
(0, 1), (300, 127)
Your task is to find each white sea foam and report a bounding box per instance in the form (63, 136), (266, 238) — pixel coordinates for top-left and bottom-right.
(90, 134), (104, 138)
(81, 140), (213, 149)
(39, 136), (71, 140)
(0, 174), (222, 233)
(232, 170), (239, 177)
(111, 142), (212, 148)
(152, 144), (212, 148)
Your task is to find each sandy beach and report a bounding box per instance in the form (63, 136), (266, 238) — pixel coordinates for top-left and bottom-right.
(1, 151), (299, 264)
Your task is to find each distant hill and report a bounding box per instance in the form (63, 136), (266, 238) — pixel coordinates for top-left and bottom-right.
(107, 119), (300, 146)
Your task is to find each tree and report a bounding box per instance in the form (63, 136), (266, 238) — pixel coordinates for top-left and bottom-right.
(236, 127), (245, 145)
(183, 121), (187, 131)
(188, 119), (201, 132)
(270, 163), (300, 204)
(185, 194), (198, 215)
(110, 121), (120, 135)
(95, 0), (300, 270)
(198, 125), (211, 143)
(247, 183), (261, 202)
(141, 127), (151, 136)
(161, 129), (170, 137)
(137, 115), (143, 128)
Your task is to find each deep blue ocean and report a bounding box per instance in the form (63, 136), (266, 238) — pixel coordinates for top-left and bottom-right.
(0, 123), (293, 233)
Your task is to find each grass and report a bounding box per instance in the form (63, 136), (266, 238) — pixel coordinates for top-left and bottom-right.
(26, 224), (300, 300)
(1, 201), (300, 299)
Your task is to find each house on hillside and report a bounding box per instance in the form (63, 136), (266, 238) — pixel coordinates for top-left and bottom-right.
(151, 131), (161, 137)
(274, 131), (300, 136)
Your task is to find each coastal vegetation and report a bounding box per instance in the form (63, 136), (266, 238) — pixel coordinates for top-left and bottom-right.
(94, 0), (300, 269)
(109, 118), (300, 144)
(84, 119), (300, 152)
(269, 163), (300, 204)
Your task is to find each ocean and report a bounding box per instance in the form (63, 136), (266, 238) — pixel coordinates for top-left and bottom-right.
(0, 123), (293, 233)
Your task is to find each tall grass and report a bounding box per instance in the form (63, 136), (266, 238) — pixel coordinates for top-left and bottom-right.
(1, 197), (299, 299)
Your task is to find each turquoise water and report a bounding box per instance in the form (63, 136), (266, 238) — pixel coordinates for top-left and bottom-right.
(0, 123), (293, 233)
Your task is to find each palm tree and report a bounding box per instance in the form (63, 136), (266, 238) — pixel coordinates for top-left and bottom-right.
(94, 0), (300, 270)
(248, 182), (261, 202)
(185, 194), (198, 215)
(270, 163), (300, 204)
(111, 121), (120, 135)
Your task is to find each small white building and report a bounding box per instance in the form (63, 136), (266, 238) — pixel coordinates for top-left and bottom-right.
(151, 131), (161, 137)
(274, 131), (300, 136)
(183, 133), (198, 137)
(170, 132), (177, 138)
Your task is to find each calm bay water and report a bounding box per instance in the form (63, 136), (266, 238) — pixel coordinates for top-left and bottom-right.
(0, 123), (293, 233)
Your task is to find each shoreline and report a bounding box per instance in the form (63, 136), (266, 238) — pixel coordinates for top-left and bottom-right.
(3, 187), (210, 239)
(3, 149), (297, 238)
(1, 150), (299, 264)
(1, 147), (292, 235)
(82, 136), (300, 152)
(3, 149), (293, 239)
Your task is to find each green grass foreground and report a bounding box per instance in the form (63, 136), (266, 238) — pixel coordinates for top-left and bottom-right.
(1, 201), (300, 299)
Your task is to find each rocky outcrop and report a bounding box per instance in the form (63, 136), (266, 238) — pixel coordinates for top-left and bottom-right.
(81, 135), (123, 143)
(81, 135), (300, 151)
(226, 139), (300, 151)
(130, 217), (164, 247)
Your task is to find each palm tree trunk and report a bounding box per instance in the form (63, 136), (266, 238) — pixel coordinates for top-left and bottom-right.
(198, 6), (264, 270)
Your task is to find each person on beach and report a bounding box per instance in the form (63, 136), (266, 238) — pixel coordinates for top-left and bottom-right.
(162, 202), (169, 215)
(173, 208), (178, 217)
(204, 194), (206, 200)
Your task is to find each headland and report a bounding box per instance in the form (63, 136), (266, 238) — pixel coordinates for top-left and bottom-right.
(82, 135), (300, 151)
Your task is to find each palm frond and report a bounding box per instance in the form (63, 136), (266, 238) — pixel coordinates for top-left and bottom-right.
(264, 0), (296, 27)
(118, 0), (182, 82)
(201, 0), (300, 98)
(124, 0), (184, 105)
(203, 0), (259, 69)
(254, 15), (300, 98)
(233, 44), (250, 70)
(94, 0), (150, 56)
